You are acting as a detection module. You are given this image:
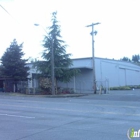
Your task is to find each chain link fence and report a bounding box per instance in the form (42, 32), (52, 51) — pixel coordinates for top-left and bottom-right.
(17, 81), (28, 93)
(96, 80), (110, 94)
(58, 79), (110, 94)
(16, 79), (109, 94)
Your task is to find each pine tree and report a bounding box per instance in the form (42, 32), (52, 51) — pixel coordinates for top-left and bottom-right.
(132, 54), (140, 63)
(1, 39), (30, 92)
(120, 57), (131, 62)
(35, 12), (79, 93)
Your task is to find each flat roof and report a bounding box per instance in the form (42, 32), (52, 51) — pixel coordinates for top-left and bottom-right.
(27, 57), (140, 68)
(72, 57), (140, 67)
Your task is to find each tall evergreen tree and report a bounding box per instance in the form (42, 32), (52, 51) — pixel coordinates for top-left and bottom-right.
(120, 57), (131, 62)
(1, 39), (29, 92)
(132, 54), (140, 63)
(35, 12), (79, 93)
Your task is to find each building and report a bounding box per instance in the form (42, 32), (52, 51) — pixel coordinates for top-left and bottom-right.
(27, 57), (140, 94)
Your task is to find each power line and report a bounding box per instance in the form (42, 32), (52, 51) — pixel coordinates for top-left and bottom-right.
(0, 4), (19, 24)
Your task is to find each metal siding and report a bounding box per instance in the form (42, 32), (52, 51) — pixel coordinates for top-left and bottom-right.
(27, 58), (140, 91)
(126, 69), (132, 85)
(119, 68), (126, 86)
(132, 71), (140, 85)
(72, 59), (92, 68)
(58, 69), (93, 93)
(99, 61), (119, 87)
(72, 69), (93, 93)
(95, 59), (102, 81)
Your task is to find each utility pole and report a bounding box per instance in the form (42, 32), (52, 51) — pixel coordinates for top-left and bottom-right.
(86, 22), (100, 94)
(51, 37), (55, 95)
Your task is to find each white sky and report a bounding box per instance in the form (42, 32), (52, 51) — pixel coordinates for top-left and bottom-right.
(0, 0), (140, 60)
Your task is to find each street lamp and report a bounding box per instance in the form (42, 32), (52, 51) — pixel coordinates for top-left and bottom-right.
(34, 24), (55, 95)
(86, 22), (101, 94)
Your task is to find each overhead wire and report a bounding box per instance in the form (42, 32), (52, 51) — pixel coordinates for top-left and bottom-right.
(0, 4), (20, 24)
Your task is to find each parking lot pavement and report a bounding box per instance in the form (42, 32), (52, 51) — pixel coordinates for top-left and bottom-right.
(0, 90), (140, 140)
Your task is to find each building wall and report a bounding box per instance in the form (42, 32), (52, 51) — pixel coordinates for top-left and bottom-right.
(66, 58), (140, 93)
(57, 69), (93, 93)
(27, 57), (140, 93)
(95, 58), (140, 87)
(26, 63), (40, 88)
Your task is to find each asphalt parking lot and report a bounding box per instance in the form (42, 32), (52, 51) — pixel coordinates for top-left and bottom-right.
(0, 89), (140, 140)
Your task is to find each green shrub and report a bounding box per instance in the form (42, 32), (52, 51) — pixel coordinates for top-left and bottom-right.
(110, 86), (131, 90)
(131, 85), (140, 89)
(126, 85), (140, 89)
(62, 88), (74, 94)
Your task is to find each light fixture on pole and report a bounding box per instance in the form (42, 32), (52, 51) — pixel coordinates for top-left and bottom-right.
(86, 22), (100, 94)
(34, 23), (55, 95)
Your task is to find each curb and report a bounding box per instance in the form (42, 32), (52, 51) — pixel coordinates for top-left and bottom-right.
(0, 92), (88, 98)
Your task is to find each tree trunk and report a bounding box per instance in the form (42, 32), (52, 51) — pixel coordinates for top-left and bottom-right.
(15, 82), (17, 92)
(14, 81), (18, 92)
(55, 79), (57, 94)
(13, 84), (15, 92)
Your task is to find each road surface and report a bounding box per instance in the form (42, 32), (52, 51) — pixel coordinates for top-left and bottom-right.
(0, 90), (140, 140)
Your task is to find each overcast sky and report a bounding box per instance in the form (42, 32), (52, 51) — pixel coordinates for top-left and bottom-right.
(0, 0), (140, 60)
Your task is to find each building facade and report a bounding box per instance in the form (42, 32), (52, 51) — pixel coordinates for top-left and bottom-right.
(27, 57), (140, 93)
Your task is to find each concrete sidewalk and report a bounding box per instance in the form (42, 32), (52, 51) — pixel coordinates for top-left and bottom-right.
(0, 89), (139, 99)
(0, 92), (88, 98)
